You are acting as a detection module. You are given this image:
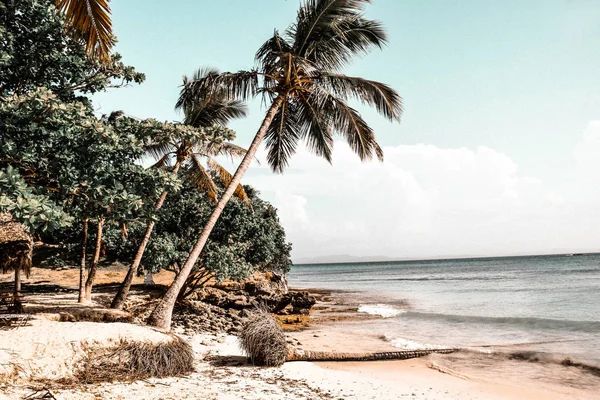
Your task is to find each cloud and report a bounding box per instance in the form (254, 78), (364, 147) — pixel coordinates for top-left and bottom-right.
(222, 122), (600, 261)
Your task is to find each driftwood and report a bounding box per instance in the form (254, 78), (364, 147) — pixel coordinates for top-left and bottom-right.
(239, 311), (456, 367)
(287, 348), (456, 362)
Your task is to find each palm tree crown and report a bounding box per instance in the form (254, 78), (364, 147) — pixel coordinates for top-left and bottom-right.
(178, 0), (403, 173)
(149, 68), (251, 205)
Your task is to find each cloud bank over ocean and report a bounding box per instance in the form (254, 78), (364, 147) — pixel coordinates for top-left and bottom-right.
(226, 122), (600, 261)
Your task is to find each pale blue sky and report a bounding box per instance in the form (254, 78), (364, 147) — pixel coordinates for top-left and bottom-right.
(94, 1), (600, 260)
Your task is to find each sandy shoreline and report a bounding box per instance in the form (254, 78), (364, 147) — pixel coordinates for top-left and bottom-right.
(0, 290), (594, 400)
(0, 280), (597, 399)
(1, 322), (576, 400)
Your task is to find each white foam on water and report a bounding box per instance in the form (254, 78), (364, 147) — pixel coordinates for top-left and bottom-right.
(357, 304), (405, 318)
(380, 335), (448, 350)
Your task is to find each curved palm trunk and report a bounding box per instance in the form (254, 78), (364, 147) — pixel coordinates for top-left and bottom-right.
(78, 217), (89, 303)
(147, 96), (285, 330)
(286, 348), (456, 362)
(84, 216), (104, 302)
(110, 161), (183, 310)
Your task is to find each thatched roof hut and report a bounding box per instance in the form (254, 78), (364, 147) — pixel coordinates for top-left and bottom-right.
(0, 213), (32, 277)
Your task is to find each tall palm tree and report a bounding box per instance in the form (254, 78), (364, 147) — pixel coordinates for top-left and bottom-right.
(147, 0), (403, 330)
(55, 0), (114, 61)
(110, 75), (249, 309)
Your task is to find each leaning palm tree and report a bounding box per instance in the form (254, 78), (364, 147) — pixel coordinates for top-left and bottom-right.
(56, 0), (114, 61)
(109, 78), (249, 310)
(147, 0), (403, 330)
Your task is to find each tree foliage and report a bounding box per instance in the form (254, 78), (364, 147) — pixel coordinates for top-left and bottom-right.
(0, 0), (143, 103)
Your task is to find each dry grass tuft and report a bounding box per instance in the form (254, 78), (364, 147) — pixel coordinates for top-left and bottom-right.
(75, 336), (194, 383)
(239, 311), (289, 367)
(58, 309), (133, 323)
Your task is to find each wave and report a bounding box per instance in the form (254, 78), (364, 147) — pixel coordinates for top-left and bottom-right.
(379, 335), (447, 350)
(403, 312), (600, 333)
(357, 304), (406, 318)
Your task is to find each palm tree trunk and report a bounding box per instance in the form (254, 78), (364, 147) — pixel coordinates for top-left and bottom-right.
(110, 161), (183, 310)
(84, 216), (104, 302)
(286, 348), (456, 362)
(147, 96), (285, 330)
(13, 267), (22, 312)
(78, 217), (89, 303)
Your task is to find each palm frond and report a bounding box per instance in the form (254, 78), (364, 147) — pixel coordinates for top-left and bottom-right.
(184, 99), (248, 128)
(319, 73), (402, 121)
(56, 0), (114, 61)
(202, 142), (249, 161)
(289, 0), (383, 70)
(185, 156), (218, 203)
(206, 158), (252, 209)
(306, 16), (387, 70)
(264, 101), (302, 173)
(296, 92), (333, 163)
(148, 153), (172, 171)
(177, 70), (260, 111)
(178, 68), (249, 128)
(255, 30), (294, 72)
(314, 86), (383, 161)
(144, 142), (176, 163)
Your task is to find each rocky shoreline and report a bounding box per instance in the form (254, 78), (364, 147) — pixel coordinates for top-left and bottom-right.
(165, 273), (318, 336)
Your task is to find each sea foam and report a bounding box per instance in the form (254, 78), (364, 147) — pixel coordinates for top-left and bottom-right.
(380, 335), (447, 350)
(357, 304), (405, 318)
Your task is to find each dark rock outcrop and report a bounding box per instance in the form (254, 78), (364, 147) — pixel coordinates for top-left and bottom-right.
(171, 272), (316, 335)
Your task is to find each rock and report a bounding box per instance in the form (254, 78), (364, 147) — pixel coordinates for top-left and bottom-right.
(171, 272), (315, 335)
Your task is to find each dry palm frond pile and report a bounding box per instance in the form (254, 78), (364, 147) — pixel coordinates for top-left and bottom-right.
(0, 213), (32, 275)
(239, 311), (289, 367)
(76, 336), (194, 383)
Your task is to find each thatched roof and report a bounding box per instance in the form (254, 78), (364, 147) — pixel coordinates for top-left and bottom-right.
(0, 213), (32, 276)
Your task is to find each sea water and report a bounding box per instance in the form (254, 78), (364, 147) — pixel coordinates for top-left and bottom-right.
(289, 254), (600, 388)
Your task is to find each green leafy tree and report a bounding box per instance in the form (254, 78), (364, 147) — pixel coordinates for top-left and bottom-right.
(0, 89), (181, 302)
(148, 0), (403, 330)
(103, 182), (291, 301)
(0, 166), (72, 232)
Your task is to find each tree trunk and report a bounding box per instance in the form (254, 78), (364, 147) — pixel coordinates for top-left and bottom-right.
(84, 216), (104, 302)
(147, 96), (285, 330)
(143, 272), (156, 285)
(78, 218), (89, 303)
(110, 161), (183, 310)
(286, 348), (456, 362)
(13, 267), (22, 313)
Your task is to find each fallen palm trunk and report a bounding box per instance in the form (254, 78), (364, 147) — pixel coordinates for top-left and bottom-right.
(287, 348), (456, 362)
(240, 311), (456, 367)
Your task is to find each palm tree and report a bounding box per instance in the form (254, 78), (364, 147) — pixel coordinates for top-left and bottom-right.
(147, 0), (403, 330)
(109, 76), (249, 309)
(55, 0), (114, 61)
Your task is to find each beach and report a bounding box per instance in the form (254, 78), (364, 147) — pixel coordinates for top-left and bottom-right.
(1, 319), (583, 400)
(1, 262), (599, 400)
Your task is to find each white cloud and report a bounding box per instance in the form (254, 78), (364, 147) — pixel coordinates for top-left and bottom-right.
(223, 122), (600, 261)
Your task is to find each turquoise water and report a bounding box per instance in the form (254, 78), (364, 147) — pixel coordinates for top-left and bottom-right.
(289, 254), (600, 366)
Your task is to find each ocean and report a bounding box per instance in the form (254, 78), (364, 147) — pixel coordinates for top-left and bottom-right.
(289, 254), (600, 392)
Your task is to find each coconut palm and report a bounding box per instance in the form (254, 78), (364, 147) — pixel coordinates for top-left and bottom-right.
(109, 77), (249, 309)
(147, 0), (403, 330)
(55, 0), (114, 61)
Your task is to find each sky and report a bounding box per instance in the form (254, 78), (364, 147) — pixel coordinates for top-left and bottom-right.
(93, 0), (600, 262)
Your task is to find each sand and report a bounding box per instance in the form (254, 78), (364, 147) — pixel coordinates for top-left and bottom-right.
(1, 319), (588, 400)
